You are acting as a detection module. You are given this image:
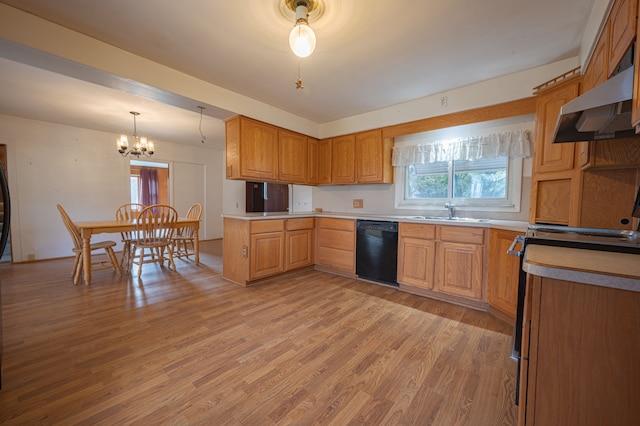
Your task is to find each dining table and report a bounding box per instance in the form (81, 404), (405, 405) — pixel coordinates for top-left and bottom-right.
(74, 217), (200, 285)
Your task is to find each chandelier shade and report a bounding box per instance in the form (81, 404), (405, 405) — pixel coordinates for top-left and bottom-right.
(116, 111), (154, 158)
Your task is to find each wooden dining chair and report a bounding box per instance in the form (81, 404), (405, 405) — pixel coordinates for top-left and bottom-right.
(115, 203), (145, 268)
(57, 204), (122, 285)
(172, 202), (202, 261)
(130, 204), (178, 277)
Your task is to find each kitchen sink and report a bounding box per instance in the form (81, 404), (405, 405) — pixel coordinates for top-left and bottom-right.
(406, 215), (490, 223)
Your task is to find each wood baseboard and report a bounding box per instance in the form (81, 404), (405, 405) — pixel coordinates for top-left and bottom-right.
(398, 283), (489, 311)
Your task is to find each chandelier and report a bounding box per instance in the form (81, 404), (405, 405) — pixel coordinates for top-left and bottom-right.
(116, 111), (155, 158)
(286, 0), (317, 58)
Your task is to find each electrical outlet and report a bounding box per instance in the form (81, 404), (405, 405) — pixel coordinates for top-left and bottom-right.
(27, 254), (35, 261)
(441, 96), (448, 107)
(353, 199), (364, 208)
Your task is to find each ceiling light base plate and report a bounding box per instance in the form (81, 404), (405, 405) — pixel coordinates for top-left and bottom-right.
(285, 0), (317, 14)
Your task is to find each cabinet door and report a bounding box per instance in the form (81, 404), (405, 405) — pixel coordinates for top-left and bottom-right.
(488, 229), (521, 318)
(530, 177), (572, 225)
(285, 229), (314, 271)
(397, 236), (435, 289)
(608, 0), (637, 77)
(307, 137), (319, 185)
(240, 118), (278, 181)
(250, 232), (284, 279)
(331, 134), (356, 184)
(583, 22), (609, 92)
(533, 80), (579, 174)
(356, 129), (384, 183)
(317, 139), (332, 184)
(278, 129), (308, 184)
(435, 241), (483, 300)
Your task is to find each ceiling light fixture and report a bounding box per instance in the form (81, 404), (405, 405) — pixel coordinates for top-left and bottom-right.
(116, 111), (154, 158)
(286, 0), (317, 58)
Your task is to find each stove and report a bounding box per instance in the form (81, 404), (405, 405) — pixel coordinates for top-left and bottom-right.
(522, 224), (640, 254)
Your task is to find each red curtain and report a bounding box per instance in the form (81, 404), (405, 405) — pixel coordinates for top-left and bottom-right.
(140, 167), (158, 206)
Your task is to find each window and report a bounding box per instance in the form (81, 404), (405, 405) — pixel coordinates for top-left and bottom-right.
(398, 156), (522, 211)
(407, 157), (508, 200)
(130, 175), (140, 205)
(393, 122), (532, 213)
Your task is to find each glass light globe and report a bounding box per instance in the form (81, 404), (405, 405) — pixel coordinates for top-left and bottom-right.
(289, 23), (316, 58)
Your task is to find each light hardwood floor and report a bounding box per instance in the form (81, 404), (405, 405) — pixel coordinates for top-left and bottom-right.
(0, 240), (517, 425)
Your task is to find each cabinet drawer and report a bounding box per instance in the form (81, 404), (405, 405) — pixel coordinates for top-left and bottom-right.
(251, 220), (284, 234)
(317, 246), (354, 271)
(318, 229), (355, 251)
(437, 226), (485, 245)
(399, 223), (435, 239)
(286, 217), (314, 231)
(317, 217), (355, 232)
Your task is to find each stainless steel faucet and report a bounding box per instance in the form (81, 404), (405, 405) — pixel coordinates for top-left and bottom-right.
(444, 202), (455, 219)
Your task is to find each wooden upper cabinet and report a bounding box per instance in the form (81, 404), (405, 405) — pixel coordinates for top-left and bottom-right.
(533, 77), (580, 174)
(331, 134), (356, 184)
(226, 116), (278, 181)
(278, 129), (308, 184)
(530, 177), (573, 225)
(356, 129), (393, 184)
(583, 21), (609, 92)
(307, 137), (319, 185)
(317, 139), (332, 184)
(607, 0), (637, 77)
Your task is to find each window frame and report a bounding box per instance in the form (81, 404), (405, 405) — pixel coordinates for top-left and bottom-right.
(395, 156), (523, 213)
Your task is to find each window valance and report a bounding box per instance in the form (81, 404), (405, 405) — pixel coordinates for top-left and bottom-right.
(392, 130), (532, 167)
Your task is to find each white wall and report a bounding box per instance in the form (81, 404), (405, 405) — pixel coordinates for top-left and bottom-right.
(0, 114), (225, 262)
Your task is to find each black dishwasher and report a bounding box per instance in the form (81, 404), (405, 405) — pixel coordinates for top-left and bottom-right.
(356, 220), (399, 286)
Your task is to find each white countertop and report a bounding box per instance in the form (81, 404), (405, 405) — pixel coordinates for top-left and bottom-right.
(221, 211), (529, 232)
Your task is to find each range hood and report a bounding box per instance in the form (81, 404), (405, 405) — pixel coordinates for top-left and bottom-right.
(553, 65), (637, 143)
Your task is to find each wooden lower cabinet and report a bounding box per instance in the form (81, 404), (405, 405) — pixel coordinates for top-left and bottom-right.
(488, 229), (521, 320)
(285, 218), (314, 271)
(519, 274), (640, 425)
(435, 241), (483, 299)
(315, 217), (356, 274)
(250, 231), (284, 280)
(397, 223), (487, 306)
(397, 223), (436, 289)
(435, 226), (485, 300)
(223, 217), (314, 286)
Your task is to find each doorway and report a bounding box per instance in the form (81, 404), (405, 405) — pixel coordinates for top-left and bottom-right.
(130, 160), (169, 205)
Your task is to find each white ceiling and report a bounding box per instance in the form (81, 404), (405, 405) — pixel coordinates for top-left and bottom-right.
(0, 0), (597, 150)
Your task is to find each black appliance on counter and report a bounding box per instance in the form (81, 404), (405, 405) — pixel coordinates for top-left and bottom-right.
(507, 223), (640, 405)
(356, 220), (399, 286)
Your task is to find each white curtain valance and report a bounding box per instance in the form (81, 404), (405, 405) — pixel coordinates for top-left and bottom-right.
(392, 130), (532, 167)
